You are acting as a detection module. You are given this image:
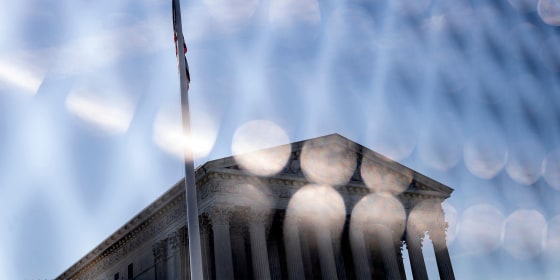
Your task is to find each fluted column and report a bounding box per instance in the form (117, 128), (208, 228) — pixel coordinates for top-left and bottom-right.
(350, 225), (372, 280)
(314, 226), (338, 280)
(299, 229), (314, 278)
(373, 225), (401, 280)
(152, 239), (167, 280)
(200, 216), (213, 280)
(430, 227), (455, 280)
(283, 217), (305, 280)
(248, 209), (272, 280)
(178, 227), (189, 280)
(168, 228), (188, 280)
(210, 206), (235, 279)
(332, 233), (347, 279)
(405, 230), (428, 280)
(231, 219), (249, 279)
(268, 238), (282, 280)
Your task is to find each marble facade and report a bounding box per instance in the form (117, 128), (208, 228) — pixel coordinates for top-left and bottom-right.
(57, 134), (455, 280)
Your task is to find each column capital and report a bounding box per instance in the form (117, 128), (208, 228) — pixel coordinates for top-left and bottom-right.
(209, 206), (234, 225)
(285, 211), (307, 227)
(200, 213), (211, 229)
(406, 228), (427, 246)
(152, 240), (167, 260)
(180, 227), (188, 246)
(248, 208), (270, 225)
(230, 220), (247, 236)
(168, 227), (188, 249)
(407, 199), (446, 243)
(428, 223), (447, 245)
(168, 231), (180, 250)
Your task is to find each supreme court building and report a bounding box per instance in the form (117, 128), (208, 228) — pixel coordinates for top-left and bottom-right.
(57, 134), (455, 280)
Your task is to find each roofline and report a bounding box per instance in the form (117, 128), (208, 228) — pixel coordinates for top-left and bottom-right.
(56, 179), (185, 279)
(199, 133), (453, 196)
(57, 133), (453, 278)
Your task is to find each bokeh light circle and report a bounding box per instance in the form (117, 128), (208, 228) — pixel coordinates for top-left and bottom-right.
(435, 0), (474, 13)
(508, 0), (538, 12)
(66, 87), (135, 135)
(300, 140), (357, 186)
(544, 215), (560, 261)
(234, 183), (273, 210)
(539, 34), (560, 72)
(204, 0), (259, 27)
(513, 74), (548, 115)
(443, 202), (458, 245)
(464, 132), (508, 179)
(360, 158), (411, 195)
(502, 209), (546, 259)
(269, 0), (320, 27)
(418, 114), (464, 171)
(407, 200), (446, 237)
(390, 0), (432, 16)
(538, 0), (560, 26)
(351, 193), (406, 241)
(285, 184), (346, 232)
(509, 22), (541, 58)
(269, 0), (321, 48)
(457, 204), (504, 254)
(433, 49), (474, 95)
(232, 120), (291, 177)
(506, 140), (545, 185)
(153, 105), (218, 161)
(472, 57), (510, 104)
(543, 148), (560, 190)
(365, 98), (419, 162)
(325, 5), (376, 50)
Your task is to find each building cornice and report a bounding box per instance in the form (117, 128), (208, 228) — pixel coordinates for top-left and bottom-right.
(56, 180), (186, 279)
(57, 133), (453, 279)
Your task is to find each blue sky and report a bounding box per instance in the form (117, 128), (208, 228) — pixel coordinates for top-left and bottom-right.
(1, 0), (560, 278)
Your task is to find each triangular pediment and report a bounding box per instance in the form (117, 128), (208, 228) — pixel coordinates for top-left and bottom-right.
(196, 134), (453, 198)
(58, 133), (454, 279)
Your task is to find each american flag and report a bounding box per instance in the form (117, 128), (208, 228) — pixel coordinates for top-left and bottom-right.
(172, 0), (191, 85)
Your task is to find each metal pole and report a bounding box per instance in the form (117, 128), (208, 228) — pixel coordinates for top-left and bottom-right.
(173, 0), (204, 278)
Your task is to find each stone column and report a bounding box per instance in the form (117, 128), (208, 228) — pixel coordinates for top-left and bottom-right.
(200, 216), (213, 280)
(350, 225), (372, 280)
(429, 227), (455, 280)
(373, 225), (401, 280)
(268, 238), (282, 280)
(178, 227), (189, 280)
(167, 231), (184, 280)
(231, 220), (249, 279)
(299, 228), (314, 279)
(332, 233), (347, 279)
(210, 206), (235, 279)
(283, 217), (305, 280)
(396, 242), (407, 280)
(405, 230), (428, 280)
(314, 226), (338, 280)
(152, 239), (167, 280)
(248, 209), (272, 280)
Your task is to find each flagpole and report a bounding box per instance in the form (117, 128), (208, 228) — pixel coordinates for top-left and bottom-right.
(173, 0), (204, 279)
